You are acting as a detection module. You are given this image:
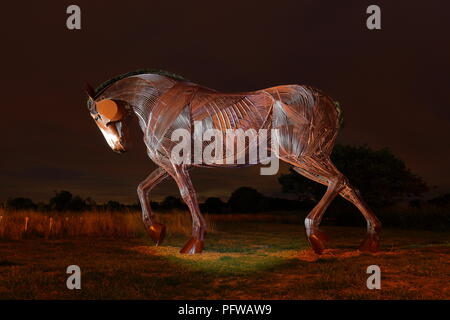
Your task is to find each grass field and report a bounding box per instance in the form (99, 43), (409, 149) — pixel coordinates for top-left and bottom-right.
(0, 217), (448, 300)
(0, 209), (217, 239)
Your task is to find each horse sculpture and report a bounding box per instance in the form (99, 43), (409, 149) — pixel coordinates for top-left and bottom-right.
(85, 69), (381, 255)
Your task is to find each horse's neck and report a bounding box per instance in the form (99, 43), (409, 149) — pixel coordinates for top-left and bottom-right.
(129, 98), (156, 132)
(102, 74), (178, 131)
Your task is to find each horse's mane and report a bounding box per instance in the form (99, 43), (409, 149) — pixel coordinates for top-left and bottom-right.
(93, 69), (189, 98)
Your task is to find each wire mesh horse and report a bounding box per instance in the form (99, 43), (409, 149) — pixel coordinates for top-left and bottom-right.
(85, 69), (381, 254)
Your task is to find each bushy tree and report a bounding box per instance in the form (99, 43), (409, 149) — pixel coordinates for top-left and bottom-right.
(160, 196), (187, 211)
(228, 187), (265, 213)
(103, 200), (124, 211)
(49, 190), (88, 212)
(5, 197), (36, 210)
(428, 193), (450, 207)
(201, 197), (227, 213)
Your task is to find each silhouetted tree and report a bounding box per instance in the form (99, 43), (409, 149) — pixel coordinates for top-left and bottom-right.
(149, 201), (159, 211)
(85, 197), (96, 210)
(428, 193), (450, 207)
(104, 200), (124, 211)
(70, 196), (87, 211)
(49, 190), (88, 212)
(49, 191), (73, 211)
(228, 187), (265, 213)
(5, 197), (36, 210)
(201, 197), (227, 213)
(160, 196), (187, 211)
(278, 144), (428, 208)
(36, 202), (50, 211)
(264, 197), (309, 211)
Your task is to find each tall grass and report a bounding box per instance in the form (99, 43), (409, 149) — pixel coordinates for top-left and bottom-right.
(0, 209), (216, 240)
(1, 204), (447, 240)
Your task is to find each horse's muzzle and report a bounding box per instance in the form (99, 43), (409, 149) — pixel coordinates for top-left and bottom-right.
(113, 141), (127, 153)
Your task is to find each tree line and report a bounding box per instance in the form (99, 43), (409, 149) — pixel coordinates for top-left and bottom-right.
(1, 187), (308, 214)
(2, 144), (450, 215)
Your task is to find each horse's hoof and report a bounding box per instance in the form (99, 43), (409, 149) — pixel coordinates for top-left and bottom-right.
(359, 233), (380, 253)
(308, 230), (329, 255)
(147, 222), (166, 246)
(180, 237), (204, 254)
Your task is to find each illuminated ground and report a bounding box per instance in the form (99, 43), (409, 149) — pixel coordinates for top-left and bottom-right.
(0, 222), (448, 299)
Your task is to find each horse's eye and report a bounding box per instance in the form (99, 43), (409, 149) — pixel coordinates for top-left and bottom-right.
(94, 115), (101, 121)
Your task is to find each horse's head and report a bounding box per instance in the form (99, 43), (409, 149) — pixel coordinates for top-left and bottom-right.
(86, 84), (128, 153)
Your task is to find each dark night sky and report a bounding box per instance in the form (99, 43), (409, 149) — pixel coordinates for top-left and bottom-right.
(1, 1), (449, 203)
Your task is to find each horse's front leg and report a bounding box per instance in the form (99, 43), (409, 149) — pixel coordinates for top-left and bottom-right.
(137, 167), (169, 245)
(168, 165), (207, 254)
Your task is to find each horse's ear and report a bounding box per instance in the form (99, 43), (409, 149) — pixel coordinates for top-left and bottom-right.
(96, 99), (123, 121)
(85, 82), (95, 99)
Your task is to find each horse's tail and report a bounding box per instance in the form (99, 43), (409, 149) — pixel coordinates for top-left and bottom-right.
(333, 100), (344, 128)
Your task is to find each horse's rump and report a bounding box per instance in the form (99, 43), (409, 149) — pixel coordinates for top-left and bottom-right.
(264, 85), (340, 158)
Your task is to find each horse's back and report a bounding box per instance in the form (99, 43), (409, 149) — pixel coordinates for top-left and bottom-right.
(146, 82), (340, 161)
(190, 86), (274, 132)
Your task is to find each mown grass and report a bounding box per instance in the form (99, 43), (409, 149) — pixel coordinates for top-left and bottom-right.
(0, 219), (448, 300)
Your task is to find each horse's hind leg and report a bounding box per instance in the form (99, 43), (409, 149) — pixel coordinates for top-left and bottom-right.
(339, 184), (381, 253)
(287, 155), (381, 253)
(287, 156), (346, 254)
(164, 165), (207, 254)
(138, 167), (170, 245)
